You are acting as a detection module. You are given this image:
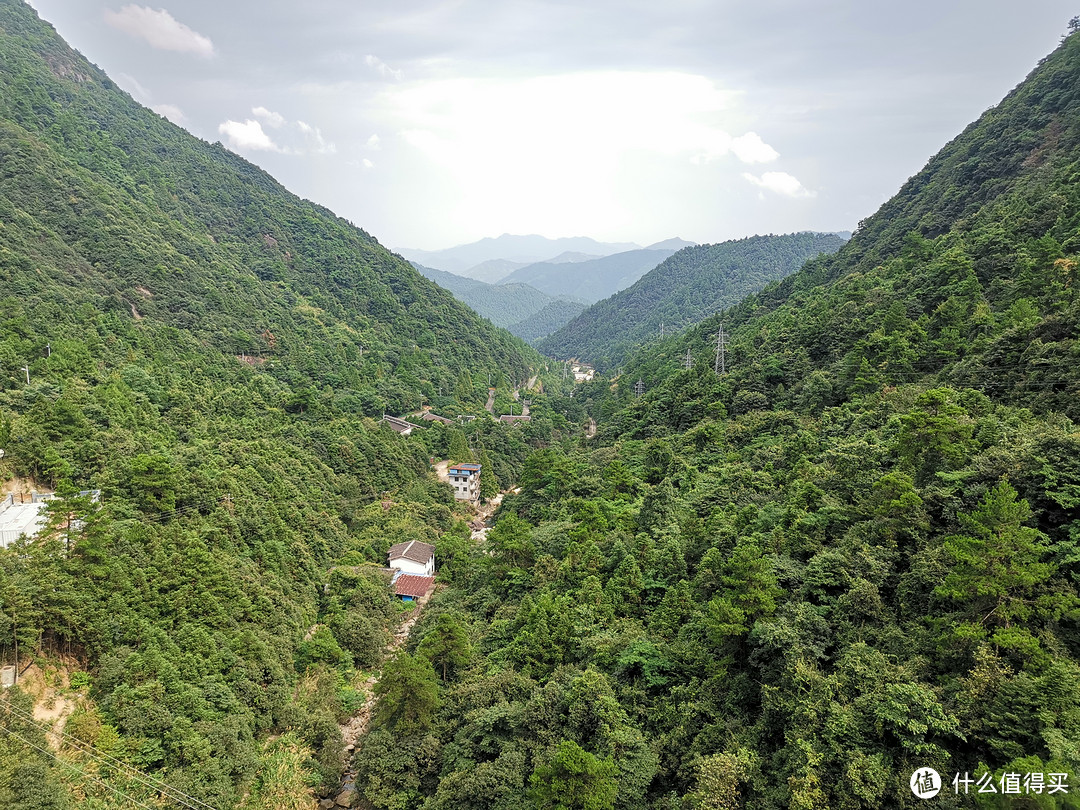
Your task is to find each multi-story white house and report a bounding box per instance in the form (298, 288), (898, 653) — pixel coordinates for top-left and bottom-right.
(448, 462), (481, 503)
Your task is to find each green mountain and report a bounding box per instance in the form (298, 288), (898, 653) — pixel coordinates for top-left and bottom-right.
(351, 25), (1080, 810)
(537, 232), (846, 369)
(412, 262), (587, 340)
(0, 1), (543, 805)
(0, 10), (532, 413)
(498, 247), (676, 302)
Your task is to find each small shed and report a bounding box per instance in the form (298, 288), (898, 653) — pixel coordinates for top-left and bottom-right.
(393, 573), (435, 602)
(388, 539), (435, 576)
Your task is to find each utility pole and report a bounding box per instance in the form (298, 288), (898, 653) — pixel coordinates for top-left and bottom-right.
(715, 324), (729, 376)
(44, 342), (51, 358)
(21, 366), (29, 385)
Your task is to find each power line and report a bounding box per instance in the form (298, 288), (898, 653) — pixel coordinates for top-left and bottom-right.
(0, 724), (161, 810)
(1, 700), (219, 810)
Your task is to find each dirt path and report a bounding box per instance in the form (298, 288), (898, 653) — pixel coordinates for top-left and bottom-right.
(338, 593), (430, 747)
(330, 588), (434, 807)
(485, 388), (496, 413)
(586, 417), (597, 439)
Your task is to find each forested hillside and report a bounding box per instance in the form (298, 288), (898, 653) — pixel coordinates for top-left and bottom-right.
(508, 299), (589, 343)
(0, 1), (550, 806)
(538, 232), (846, 369)
(352, 25), (1080, 810)
(0, 0), (533, 414)
(498, 248), (676, 303)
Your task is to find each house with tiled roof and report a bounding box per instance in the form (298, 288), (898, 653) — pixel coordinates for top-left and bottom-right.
(381, 415), (415, 436)
(420, 411), (453, 425)
(388, 539), (435, 576)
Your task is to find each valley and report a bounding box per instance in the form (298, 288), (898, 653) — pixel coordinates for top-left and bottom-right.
(2, 2), (1080, 810)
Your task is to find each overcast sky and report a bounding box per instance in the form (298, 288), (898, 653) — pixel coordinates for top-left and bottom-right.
(22, 0), (1079, 251)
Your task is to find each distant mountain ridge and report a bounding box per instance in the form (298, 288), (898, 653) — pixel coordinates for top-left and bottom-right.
(396, 234), (640, 275)
(537, 232), (846, 368)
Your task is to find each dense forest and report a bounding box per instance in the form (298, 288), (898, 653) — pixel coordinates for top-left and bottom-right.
(538, 233), (846, 371)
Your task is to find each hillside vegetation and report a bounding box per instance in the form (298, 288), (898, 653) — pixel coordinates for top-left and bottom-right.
(538, 232), (846, 370)
(0, 1), (555, 806)
(352, 26), (1080, 810)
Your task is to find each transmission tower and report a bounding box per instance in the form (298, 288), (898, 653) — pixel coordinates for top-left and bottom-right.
(714, 324), (729, 375)
(634, 379), (645, 398)
(683, 348), (693, 370)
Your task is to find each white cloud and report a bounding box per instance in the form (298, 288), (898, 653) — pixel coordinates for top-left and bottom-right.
(730, 132), (779, 164)
(366, 133), (381, 150)
(104, 5), (214, 58)
(364, 54), (403, 81)
(152, 103), (186, 124)
(218, 113), (335, 155)
(252, 106), (285, 128)
(218, 119), (281, 152)
(362, 158), (375, 169)
(742, 171), (815, 198)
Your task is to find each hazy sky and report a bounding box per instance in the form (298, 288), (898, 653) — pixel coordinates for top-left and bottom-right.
(22, 1), (1078, 250)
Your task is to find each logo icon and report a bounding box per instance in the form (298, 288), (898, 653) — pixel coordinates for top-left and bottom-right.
(910, 768), (942, 799)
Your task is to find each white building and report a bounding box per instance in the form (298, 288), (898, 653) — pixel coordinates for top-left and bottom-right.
(448, 462), (481, 503)
(388, 540), (435, 576)
(0, 493), (51, 549)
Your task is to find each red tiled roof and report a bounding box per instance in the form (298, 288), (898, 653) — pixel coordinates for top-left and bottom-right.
(388, 539), (435, 565)
(394, 574), (435, 599)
